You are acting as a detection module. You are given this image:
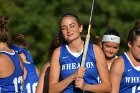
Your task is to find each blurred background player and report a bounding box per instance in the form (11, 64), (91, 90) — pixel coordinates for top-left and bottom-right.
(11, 34), (40, 93)
(0, 16), (24, 92)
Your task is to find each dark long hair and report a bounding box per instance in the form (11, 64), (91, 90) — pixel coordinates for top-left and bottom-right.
(0, 16), (10, 44)
(103, 29), (120, 37)
(13, 34), (28, 48)
(47, 36), (61, 61)
(127, 28), (140, 44)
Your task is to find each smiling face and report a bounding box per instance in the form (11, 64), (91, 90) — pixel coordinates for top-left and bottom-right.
(101, 29), (120, 60)
(102, 41), (119, 59)
(60, 16), (83, 43)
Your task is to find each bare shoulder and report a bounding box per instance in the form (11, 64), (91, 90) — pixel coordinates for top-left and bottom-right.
(51, 47), (61, 61)
(0, 54), (14, 74)
(110, 56), (124, 74)
(0, 54), (4, 60)
(93, 44), (102, 53)
(0, 55), (5, 70)
(0, 54), (10, 63)
(93, 44), (105, 58)
(53, 47), (61, 55)
(111, 56), (124, 68)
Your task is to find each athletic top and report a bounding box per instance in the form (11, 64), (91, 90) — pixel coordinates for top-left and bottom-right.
(22, 62), (39, 93)
(10, 45), (39, 93)
(0, 50), (23, 93)
(120, 53), (140, 93)
(59, 43), (99, 93)
(10, 45), (34, 63)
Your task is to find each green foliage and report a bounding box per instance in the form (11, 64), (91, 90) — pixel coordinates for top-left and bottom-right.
(0, 0), (140, 69)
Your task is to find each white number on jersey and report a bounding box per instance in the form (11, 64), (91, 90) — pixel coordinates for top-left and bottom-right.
(132, 86), (140, 93)
(13, 76), (23, 92)
(26, 82), (38, 93)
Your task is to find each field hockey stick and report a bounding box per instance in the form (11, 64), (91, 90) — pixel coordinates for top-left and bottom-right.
(81, 0), (94, 67)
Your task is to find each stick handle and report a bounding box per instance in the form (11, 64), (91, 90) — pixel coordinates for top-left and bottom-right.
(81, 0), (94, 67)
(81, 25), (91, 67)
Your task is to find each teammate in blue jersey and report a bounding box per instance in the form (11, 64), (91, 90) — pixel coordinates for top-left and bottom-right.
(49, 13), (111, 93)
(110, 27), (140, 93)
(11, 34), (40, 93)
(101, 29), (120, 70)
(0, 16), (24, 93)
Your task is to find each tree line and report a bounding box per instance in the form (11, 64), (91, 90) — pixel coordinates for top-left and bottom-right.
(0, 0), (140, 68)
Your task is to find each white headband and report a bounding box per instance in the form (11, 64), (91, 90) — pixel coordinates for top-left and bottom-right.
(102, 35), (120, 44)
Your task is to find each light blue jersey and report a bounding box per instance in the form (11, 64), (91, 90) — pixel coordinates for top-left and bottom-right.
(59, 43), (99, 93)
(120, 53), (140, 93)
(0, 50), (23, 93)
(22, 62), (39, 93)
